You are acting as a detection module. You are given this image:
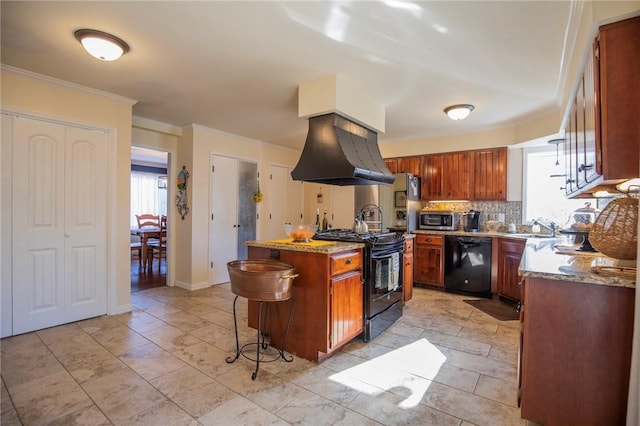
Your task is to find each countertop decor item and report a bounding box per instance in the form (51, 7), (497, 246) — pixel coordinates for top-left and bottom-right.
(485, 220), (500, 232)
(283, 223), (318, 242)
(589, 194), (638, 260)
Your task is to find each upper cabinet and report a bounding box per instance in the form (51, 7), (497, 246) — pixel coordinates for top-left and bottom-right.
(421, 151), (472, 201)
(397, 156), (421, 177)
(473, 148), (507, 200)
(564, 15), (640, 197)
(388, 147), (507, 201)
(384, 158), (398, 174)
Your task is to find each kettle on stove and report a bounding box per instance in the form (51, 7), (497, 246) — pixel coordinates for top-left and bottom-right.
(353, 214), (369, 234)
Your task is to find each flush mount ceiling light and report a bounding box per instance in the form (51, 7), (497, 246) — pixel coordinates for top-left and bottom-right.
(444, 104), (474, 120)
(74, 29), (129, 61)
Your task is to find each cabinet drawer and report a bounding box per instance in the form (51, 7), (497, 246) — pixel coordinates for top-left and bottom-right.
(330, 251), (362, 276)
(404, 239), (414, 253)
(415, 234), (443, 246)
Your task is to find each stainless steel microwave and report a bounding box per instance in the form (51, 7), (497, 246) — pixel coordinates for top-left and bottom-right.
(419, 210), (460, 231)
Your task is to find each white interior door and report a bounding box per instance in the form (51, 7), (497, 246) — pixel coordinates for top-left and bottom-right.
(12, 117), (108, 334)
(210, 155), (238, 284)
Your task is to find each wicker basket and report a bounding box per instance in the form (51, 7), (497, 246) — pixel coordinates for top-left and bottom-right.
(589, 196), (638, 260)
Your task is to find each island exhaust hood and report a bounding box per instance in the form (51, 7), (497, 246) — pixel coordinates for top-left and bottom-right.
(291, 113), (395, 186)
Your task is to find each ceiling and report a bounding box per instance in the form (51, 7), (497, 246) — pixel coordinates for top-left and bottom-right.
(2, 1), (580, 150)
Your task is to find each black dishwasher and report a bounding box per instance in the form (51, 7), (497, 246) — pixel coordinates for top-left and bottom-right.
(444, 236), (492, 298)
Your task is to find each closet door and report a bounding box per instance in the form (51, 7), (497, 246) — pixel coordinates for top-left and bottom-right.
(12, 117), (107, 334)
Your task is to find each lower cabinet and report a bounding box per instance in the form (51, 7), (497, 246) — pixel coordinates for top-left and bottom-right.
(414, 234), (444, 287)
(247, 246), (363, 363)
(519, 276), (635, 425)
(496, 238), (525, 303)
(403, 238), (414, 302)
(329, 270), (363, 350)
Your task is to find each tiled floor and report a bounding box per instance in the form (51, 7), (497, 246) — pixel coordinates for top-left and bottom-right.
(1, 286), (528, 425)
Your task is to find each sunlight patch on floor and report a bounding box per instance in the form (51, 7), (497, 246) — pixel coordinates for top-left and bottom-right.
(329, 338), (446, 408)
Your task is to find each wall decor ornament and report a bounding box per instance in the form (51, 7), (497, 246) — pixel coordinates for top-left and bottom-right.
(176, 166), (190, 220)
(253, 179), (263, 202)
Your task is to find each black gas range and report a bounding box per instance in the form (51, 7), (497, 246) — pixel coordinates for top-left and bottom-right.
(314, 229), (405, 341)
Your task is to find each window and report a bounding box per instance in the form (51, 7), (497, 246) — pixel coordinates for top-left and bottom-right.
(130, 170), (168, 228)
(522, 146), (594, 226)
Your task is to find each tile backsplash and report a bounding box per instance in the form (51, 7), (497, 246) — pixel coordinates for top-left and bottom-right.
(423, 200), (524, 232)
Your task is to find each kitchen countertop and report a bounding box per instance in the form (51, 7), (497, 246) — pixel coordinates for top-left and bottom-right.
(245, 239), (363, 254)
(412, 229), (636, 287)
(518, 237), (636, 288)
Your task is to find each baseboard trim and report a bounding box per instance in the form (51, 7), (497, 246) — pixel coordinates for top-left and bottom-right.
(174, 280), (211, 291)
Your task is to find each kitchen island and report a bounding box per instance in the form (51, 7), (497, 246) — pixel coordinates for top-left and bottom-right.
(244, 239), (365, 363)
(517, 237), (635, 425)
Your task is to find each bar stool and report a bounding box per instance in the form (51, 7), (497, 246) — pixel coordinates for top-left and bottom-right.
(225, 260), (298, 380)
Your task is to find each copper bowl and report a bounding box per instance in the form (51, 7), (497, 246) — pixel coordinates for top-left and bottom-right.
(227, 260), (298, 301)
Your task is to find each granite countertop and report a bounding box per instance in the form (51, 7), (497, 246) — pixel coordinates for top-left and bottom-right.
(412, 229), (636, 287)
(518, 237), (636, 288)
(245, 239), (364, 254)
(413, 229), (531, 238)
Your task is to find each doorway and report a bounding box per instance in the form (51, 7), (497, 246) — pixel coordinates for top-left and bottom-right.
(130, 147), (169, 292)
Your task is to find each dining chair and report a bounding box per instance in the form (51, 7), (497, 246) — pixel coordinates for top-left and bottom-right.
(147, 215), (167, 270)
(136, 214), (160, 229)
(130, 234), (142, 267)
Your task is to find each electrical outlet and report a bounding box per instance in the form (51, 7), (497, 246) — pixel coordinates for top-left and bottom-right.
(498, 213), (505, 223)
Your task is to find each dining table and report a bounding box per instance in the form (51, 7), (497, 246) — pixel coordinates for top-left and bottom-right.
(131, 227), (160, 272)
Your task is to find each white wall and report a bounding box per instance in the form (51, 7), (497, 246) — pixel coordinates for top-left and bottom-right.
(174, 124), (302, 288)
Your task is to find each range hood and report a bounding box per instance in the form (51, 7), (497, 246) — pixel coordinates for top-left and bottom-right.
(291, 113), (395, 186)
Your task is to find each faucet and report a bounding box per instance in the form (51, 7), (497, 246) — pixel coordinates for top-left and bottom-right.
(533, 219), (557, 237)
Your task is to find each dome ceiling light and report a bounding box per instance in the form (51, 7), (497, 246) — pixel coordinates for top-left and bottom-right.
(74, 29), (129, 61)
(444, 104), (474, 120)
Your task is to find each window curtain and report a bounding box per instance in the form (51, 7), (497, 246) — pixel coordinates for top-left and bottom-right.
(130, 171), (168, 228)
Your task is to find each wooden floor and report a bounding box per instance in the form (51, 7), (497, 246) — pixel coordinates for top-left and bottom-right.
(130, 256), (166, 293)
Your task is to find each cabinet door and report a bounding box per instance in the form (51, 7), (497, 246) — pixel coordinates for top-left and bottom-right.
(583, 45), (598, 184)
(564, 98), (579, 196)
(397, 156), (421, 177)
(421, 154), (443, 201)
(473, 148), (507, 200)
(442, 151), (471, 200)
(384, 158), (398, 174)
(403, 252), (413, 302)
(414, 244), (443, 286)
(575, 76), (588, 189)
(330, 271), (363, 350)
(497, 239), (525, 302)
(597, 16), (640, 181)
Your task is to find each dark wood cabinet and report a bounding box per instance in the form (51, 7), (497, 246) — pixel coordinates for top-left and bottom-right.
(443, 151), (472, 200)
(473, 147), (507, 200)
(384, 158), (398, 174)
(386, 147), (507, 202)
(564, 15), (640, 197)
(247, 247), (363, 363)
(519, 276), (635, 425)
(496, 238), (525, 303)
(397, 156), (421, 177)
(420, 154), (443, 200)
(329, 270), (363, 350)
(413, 234), (443, 287)
(420, 152), (472, 201)
(403, 238), (414, 303)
